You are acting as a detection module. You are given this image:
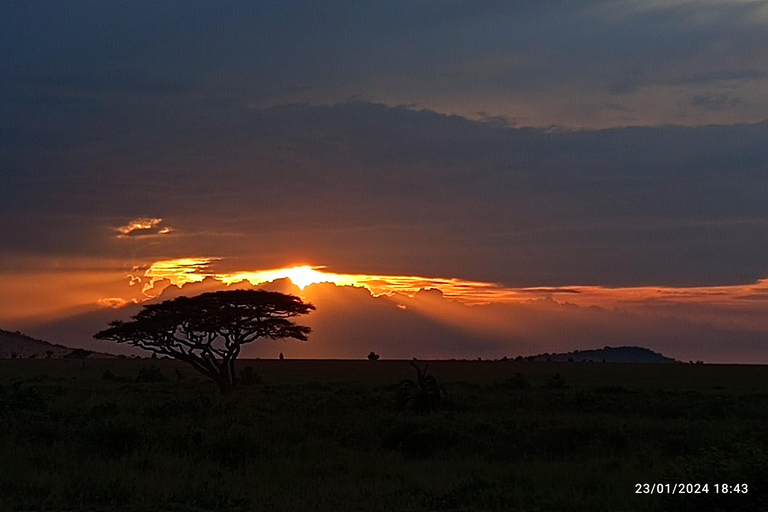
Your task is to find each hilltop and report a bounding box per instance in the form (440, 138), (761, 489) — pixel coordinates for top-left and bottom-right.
(0, 328), (114, 359)
(526, 346), (678, 363)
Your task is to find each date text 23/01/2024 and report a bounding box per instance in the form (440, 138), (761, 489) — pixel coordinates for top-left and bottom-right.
(635, 483), (748, 494)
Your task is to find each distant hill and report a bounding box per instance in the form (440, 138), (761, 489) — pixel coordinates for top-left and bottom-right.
(0, 328), (115, 359)
(526, 346), (678, 363)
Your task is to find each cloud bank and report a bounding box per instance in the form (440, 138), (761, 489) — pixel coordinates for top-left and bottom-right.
(3, 103), (767, 288)
(3, 0), (766, 127)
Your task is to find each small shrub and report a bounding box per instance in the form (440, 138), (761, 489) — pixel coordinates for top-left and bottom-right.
(143, 397), (203, 419)
(207, 426), (259, 468)
(438, 474), (495, 509)
(546, 372), (566, 388)
(0, 383), (48, 413)
(136, 365), (165, 383)
(594, 385), (630, 394)
(505, 372), (530, 389)
(19, 419), (60, 444)
(88, 402), (120, 419)
(83, 421), (142, 459)
(238, 366), (262, 385)
(367, 351), (380, 360)
(102, 369), (130, 382)
(166, 426), (207, 456)
(396, 362), (446, 413)
(381, 421), (459, 458)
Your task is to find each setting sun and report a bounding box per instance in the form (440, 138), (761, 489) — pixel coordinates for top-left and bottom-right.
(219, 265), (357, 290)
(281, 266), (335, 289)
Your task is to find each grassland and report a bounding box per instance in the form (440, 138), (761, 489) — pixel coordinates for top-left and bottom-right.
(1, 359), (767, 511)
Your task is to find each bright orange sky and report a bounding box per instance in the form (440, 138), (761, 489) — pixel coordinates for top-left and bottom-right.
(3, 253), (768, 363)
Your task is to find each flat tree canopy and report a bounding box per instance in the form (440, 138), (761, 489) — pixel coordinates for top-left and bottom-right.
(94, 290), (315, 393)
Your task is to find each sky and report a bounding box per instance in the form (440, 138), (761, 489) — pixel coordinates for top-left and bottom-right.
(2, 0), (768, 362)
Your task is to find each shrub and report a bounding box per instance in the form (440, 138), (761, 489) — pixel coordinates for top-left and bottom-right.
(238, 366), (262, 385)
(0, 383), (48, 413)
(396, 362), (445, 413)
(546, 373), (566, 388)
(505, 372), (530, 389)
(83, 421), (142, 459)
(136, 365), (165, 383)
(88, 402), (120, 419)
(102, 369), (118, 381)
(207, 426), (259, 468)
(381, 420), (458, 458)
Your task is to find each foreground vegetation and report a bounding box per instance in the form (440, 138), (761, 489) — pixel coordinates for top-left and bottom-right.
(1, 359), (767, 511)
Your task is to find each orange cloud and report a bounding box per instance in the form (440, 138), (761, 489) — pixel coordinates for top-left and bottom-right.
(132, 257), (768, 314)
(4, 255), (757, 363)
(116, 218), (173, 238)
(97, 297), (136, 309)
(83, 256), (768, 341)
(141, 258), (216, 293)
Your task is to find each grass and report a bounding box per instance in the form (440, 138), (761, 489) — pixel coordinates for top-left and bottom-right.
(1, 359), (767, 511)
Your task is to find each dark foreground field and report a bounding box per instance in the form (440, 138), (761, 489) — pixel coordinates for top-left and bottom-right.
(1, 359), (767, 511)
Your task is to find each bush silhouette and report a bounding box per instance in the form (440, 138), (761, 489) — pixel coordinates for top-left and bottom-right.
(381, 420), (458, 458)
(136, 365), (165, 383)
(546, 372), (566, 388)
(83, 421), (142, 459)
(505, 372), (530, 389)
(367, 351), (380, 360)
(238, 366), (262, 385)
(65, 348), (92, 369)
(0, 383), (48, 413)
(396, 362), (445, 413)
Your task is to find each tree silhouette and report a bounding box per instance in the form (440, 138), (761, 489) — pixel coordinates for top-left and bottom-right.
(367, 351), (380, 360)
(65, 348), (93, 369)
(94, 290), (315, 393)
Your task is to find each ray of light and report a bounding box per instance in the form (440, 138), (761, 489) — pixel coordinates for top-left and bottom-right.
(140, 257), (216, 292)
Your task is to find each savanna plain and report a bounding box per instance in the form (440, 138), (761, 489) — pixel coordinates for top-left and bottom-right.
(1, 359), (767, 511)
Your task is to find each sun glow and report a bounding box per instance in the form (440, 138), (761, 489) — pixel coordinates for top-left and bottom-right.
(135, 258), (503, 301)
(221, 265), (358, 290)
(113, 256), (768, 334)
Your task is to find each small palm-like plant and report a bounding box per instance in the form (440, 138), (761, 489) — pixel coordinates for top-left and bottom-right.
(397, 361), (445, 413)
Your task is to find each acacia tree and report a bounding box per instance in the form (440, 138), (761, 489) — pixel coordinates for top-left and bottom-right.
(94, 290), (315, 393)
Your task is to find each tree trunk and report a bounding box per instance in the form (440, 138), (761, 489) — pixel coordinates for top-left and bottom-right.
(218, 378), (229, 394)
(218, 373), (234, 394)
(217, 358), (236, 394)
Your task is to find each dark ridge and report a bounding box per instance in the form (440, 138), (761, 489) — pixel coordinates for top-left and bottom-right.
(0, 328), (115, 359)
(525, 346), (678, 363)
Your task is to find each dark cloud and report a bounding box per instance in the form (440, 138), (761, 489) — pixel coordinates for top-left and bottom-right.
(677, 69), (768, 85)
(691, 93), (744, 111)
(2, 0), (767, 127)
(2, 102), (768, 286)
